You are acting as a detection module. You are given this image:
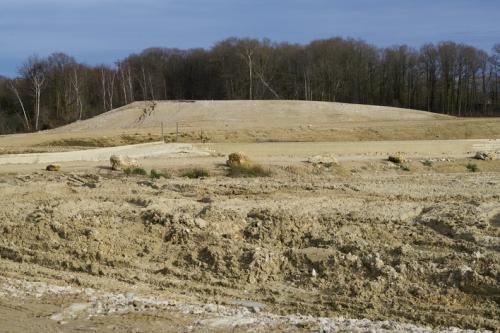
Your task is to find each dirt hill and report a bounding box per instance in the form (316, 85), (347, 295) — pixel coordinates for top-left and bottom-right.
(54, 100), (452, 133)
(3, 100), (500, 151)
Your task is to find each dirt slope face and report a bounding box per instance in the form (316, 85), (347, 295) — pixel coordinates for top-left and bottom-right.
(0, 165), (499, 331)
(54, 100), (452, 133)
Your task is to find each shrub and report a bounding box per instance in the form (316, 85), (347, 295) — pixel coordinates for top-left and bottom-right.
(422, 160), (433, 167)
(182, 168), (210, 179)
(322, 162), (335, 169)
(227, 163), (271, 177)
(124, 167), (147, 176)
(150, 169), (170, 179)
(400, 164), (411, 172)
(466, 163), (479, 172)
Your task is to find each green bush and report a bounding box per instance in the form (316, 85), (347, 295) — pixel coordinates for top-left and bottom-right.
(466, 163), (479, 172)
(227, 163), (271, 177)
(181, 168), (210, 179)
(150, 169), (170, 179)
(124, 167), (147, 176)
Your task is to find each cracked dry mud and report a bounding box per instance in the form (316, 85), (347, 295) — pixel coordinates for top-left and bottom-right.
(0, 164), (499, 332)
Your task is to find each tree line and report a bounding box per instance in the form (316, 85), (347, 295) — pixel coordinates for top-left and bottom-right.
(1, 37), (499, 133)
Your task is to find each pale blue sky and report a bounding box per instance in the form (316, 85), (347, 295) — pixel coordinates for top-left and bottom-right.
(1, 0), (499, 77)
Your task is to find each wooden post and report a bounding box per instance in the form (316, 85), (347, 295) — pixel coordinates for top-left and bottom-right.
(161, 122), (164, 142)
(176, 122), (179, 142)
(200, 129), (203, 143)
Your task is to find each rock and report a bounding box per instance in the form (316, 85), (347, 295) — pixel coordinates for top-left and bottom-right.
(46, 164), (61, 171)
(311, 268), (318, 278)
(195, 218), (208, 229)
(388, 154), (406, 164)
(226, 152), (250, 167)
(203, 304), (218, 313)
(110, 155), (139, 171)
(89, 263), (99, 275)
(83, 228), (98, 239)
(473, 151), (497, 161)
(307, 154), (339, 166)
(198, 197), (213, 204)
(363, 253), (385, 273)
(229, 300), (266, 313)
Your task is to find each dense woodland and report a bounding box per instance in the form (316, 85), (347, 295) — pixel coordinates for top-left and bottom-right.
(1, 37), (499, 133)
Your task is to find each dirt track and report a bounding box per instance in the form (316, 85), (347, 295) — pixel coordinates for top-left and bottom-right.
(0, 139), (499, 169)
(0, 142), (209, 165)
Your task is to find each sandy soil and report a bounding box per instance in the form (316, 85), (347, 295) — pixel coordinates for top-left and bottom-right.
(0, 156), (499, 332)
(54, 100), (453, 133)
(0, 100), (499, 332)
(0, 139), (498, 173)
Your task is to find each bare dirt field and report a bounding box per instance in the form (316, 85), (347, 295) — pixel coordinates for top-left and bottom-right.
(1, 159), (500, 332)
(0, 101), (499, 332)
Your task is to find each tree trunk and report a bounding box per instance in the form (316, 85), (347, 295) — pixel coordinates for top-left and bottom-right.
(8, 81), (31, 131)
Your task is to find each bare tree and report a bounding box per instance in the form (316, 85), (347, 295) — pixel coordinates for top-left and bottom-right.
(140, 65), (149, 101)
(118, 63), (129, 104)
(107, 71), (116, 110)
(100, 67), (108, 111)
(237, 40), (259, 100)
(71, 67), (83, 120)
(127, 65), (134, 102)
(148, 73), (155, 101)
(19, 56), (46, 131)
(256, 71), (281, 99)
(7, 79), (30, 131)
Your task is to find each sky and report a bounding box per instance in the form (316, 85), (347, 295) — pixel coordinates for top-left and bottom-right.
(0, 0), (499, 77)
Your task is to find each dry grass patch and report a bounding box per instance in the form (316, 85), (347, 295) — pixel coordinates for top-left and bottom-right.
(227, 163), (271, 177)
(41, 138), (115, 147)
(150, 169), (171, 179)
(466, 163), (479, 173)
(181, 168), (210, 179)
(124, 167), (147, 176)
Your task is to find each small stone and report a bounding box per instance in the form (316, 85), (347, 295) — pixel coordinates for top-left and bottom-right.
(307, 154), (338, 166)
(110, 155), (139, 171)
(195, 218), (208, 229)
(83, 228), (98, 238)
(198, 197), (213, 204)
(251, 306), (261, 313)
(388, 154), (406, 164)
(89, 263), (99, 275)
(474, 151), (497, 161)
(46, 164), (61, 172)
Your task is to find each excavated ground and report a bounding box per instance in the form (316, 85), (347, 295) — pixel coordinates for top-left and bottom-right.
(0, 160), (499, 332)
